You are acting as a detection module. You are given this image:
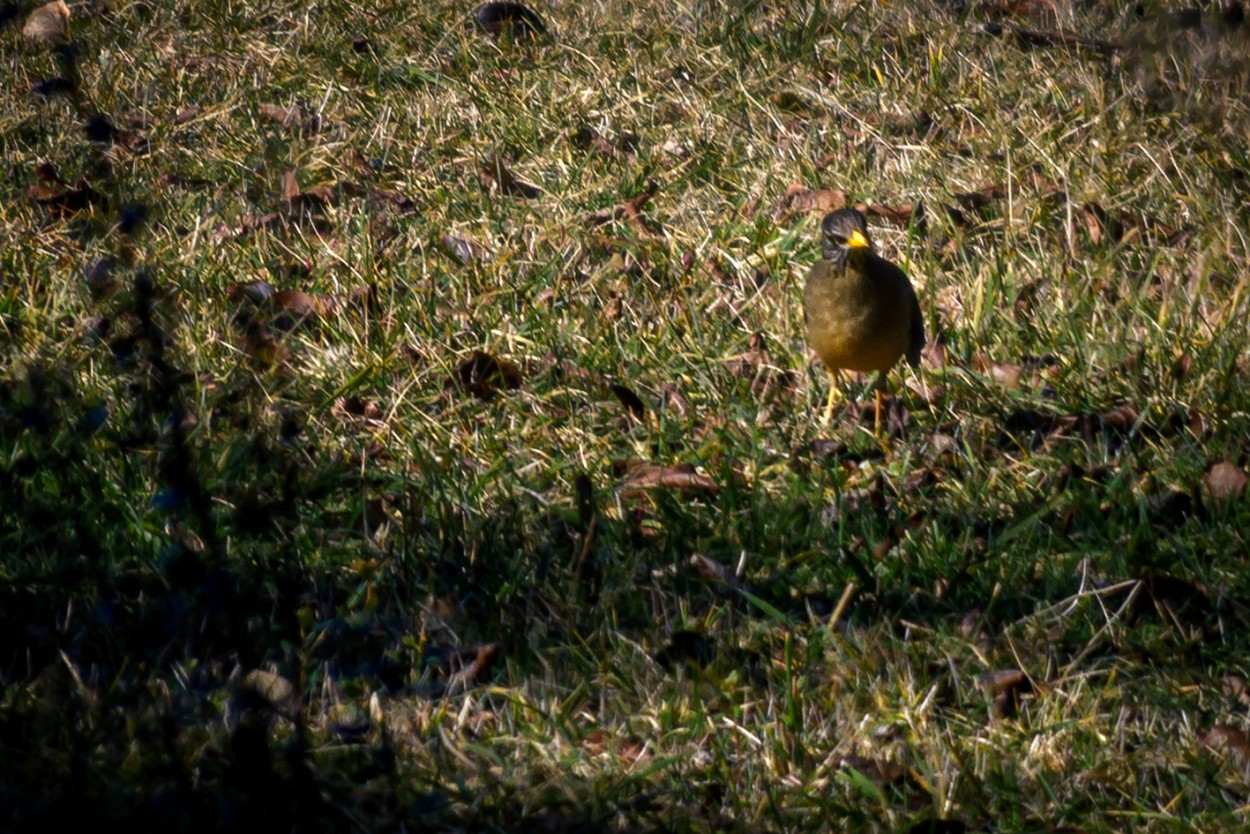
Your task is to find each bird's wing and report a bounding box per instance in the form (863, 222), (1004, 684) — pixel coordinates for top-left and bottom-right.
(905, 283), (925, 368)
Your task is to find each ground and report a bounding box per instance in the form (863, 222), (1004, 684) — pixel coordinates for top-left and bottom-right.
(2, 0), (1250, 831)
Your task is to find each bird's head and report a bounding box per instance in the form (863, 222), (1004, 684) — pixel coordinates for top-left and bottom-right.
(820, 208), (873, 266)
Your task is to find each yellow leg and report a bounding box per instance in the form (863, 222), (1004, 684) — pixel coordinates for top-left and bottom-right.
(821, 369), (841, 426)
(869, 372), (894, 453)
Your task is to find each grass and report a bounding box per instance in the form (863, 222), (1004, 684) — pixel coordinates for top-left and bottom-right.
(3, 0), (1250, 830)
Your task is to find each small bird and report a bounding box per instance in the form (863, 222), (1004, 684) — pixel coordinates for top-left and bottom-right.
(803, 208), (925, 427)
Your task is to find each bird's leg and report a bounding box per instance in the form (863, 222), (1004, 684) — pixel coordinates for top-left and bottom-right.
(872, 372), (890, 447)
(822, 369), (841, 426)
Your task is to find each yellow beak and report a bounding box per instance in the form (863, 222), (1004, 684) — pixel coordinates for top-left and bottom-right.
(847, 229), (870, 249)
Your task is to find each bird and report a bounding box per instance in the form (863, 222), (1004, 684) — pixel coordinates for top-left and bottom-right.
(803, 208), (925, 428)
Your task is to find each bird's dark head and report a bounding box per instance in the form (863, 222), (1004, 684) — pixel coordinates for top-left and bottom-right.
(820, 208), (872, 265)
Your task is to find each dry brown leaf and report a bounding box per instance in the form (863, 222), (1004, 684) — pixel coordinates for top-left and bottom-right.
(23, 1), (70, 48)
(227, 280), (277, 306)
(722, 332), (797, 402)
(1200, 724), (1250, 765)
(1202, 460), (1249, 507)
(570, 125), (623, 158)
(841, 395), (911, 437)
(480, 155), (542, 199)
(973, 353), (1025, 389)
(240, 669), (298, 714)
(474, 2), (546, 38)
(836, 754), (907, 784)
(27, 178), (101, 217)
(974, 0), (1057, 21)
(584, 180), (663, 237)
(366, 189), (416, 212)
(444, 643), (502, 696)
(1074, 202), (1189, 248)
(258, 102), (320, 134)
(979, 669), (1034, 717)
(440, 234), (490, 265)
(1222, 676), (1250, 707)
(688, 553), (740, 587)
(172, 105), (202, 125)
(654, 630), (714, 670)
(273, 289), (336, 321)
(773, 184), (848, 221)
(583, 729), (650, 767)
(280, 169), (334, 213)
(454, 350), (523, 400)
(609, 383), (647, 422)
(983, 21), (1121, 55)
(616, 460), (719, 497)
(859, 201), (921, 227)
(240, 322), (288, 369)
(332, 396), (384, 424)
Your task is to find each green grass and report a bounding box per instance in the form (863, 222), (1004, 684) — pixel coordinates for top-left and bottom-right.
(3, 0), (1250, 830)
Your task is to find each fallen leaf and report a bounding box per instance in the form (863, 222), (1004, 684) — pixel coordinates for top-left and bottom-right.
(655, 630), (714, 670)
(1200, 724), (1250, 765)
(722, 332), (797, 402)
(983, 21), (1121, 55)
(280, 169), (334, 216)
(332, 396), (384, 424)
(570, 124), (620, 158)
(1074, 202), (1189, 248)
(240, 669), (298, 714)
(440, 234), (490, 265)
(979, 669), (1033, 717)
(240, 322), (288, 369)
(27, 178), (101, 217)
(837, 754), (907, 784)
(31, 76), (76, 99)
(859, 200), (921, 227)
(1202, 460), (1248, 508)
(226, 280), (277, 306)
(23, 1), (69, 49)
(973, 353), (1024, 389)
(946, 182), (1007, 226)
(609, 383), (647, 422)
(480, 155), (542, 199)
(474, 2), (546, 38)
(258, 101), (320, 134)
(443, 642), (502, 696)
(688, 553), (741, 587)
(844, 395), (911, 437)
(367, 189), (417, 212)
(273, 289), (336, 322)
(1222, 676), (1250, 707)
(172, 105), (201, 125)
(773, 184), (847, 221)
(616, 460), (719, 497)
(584, 180), (663, 237)
(454, 350), (522, 399)
(583, 729), (650, 767)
